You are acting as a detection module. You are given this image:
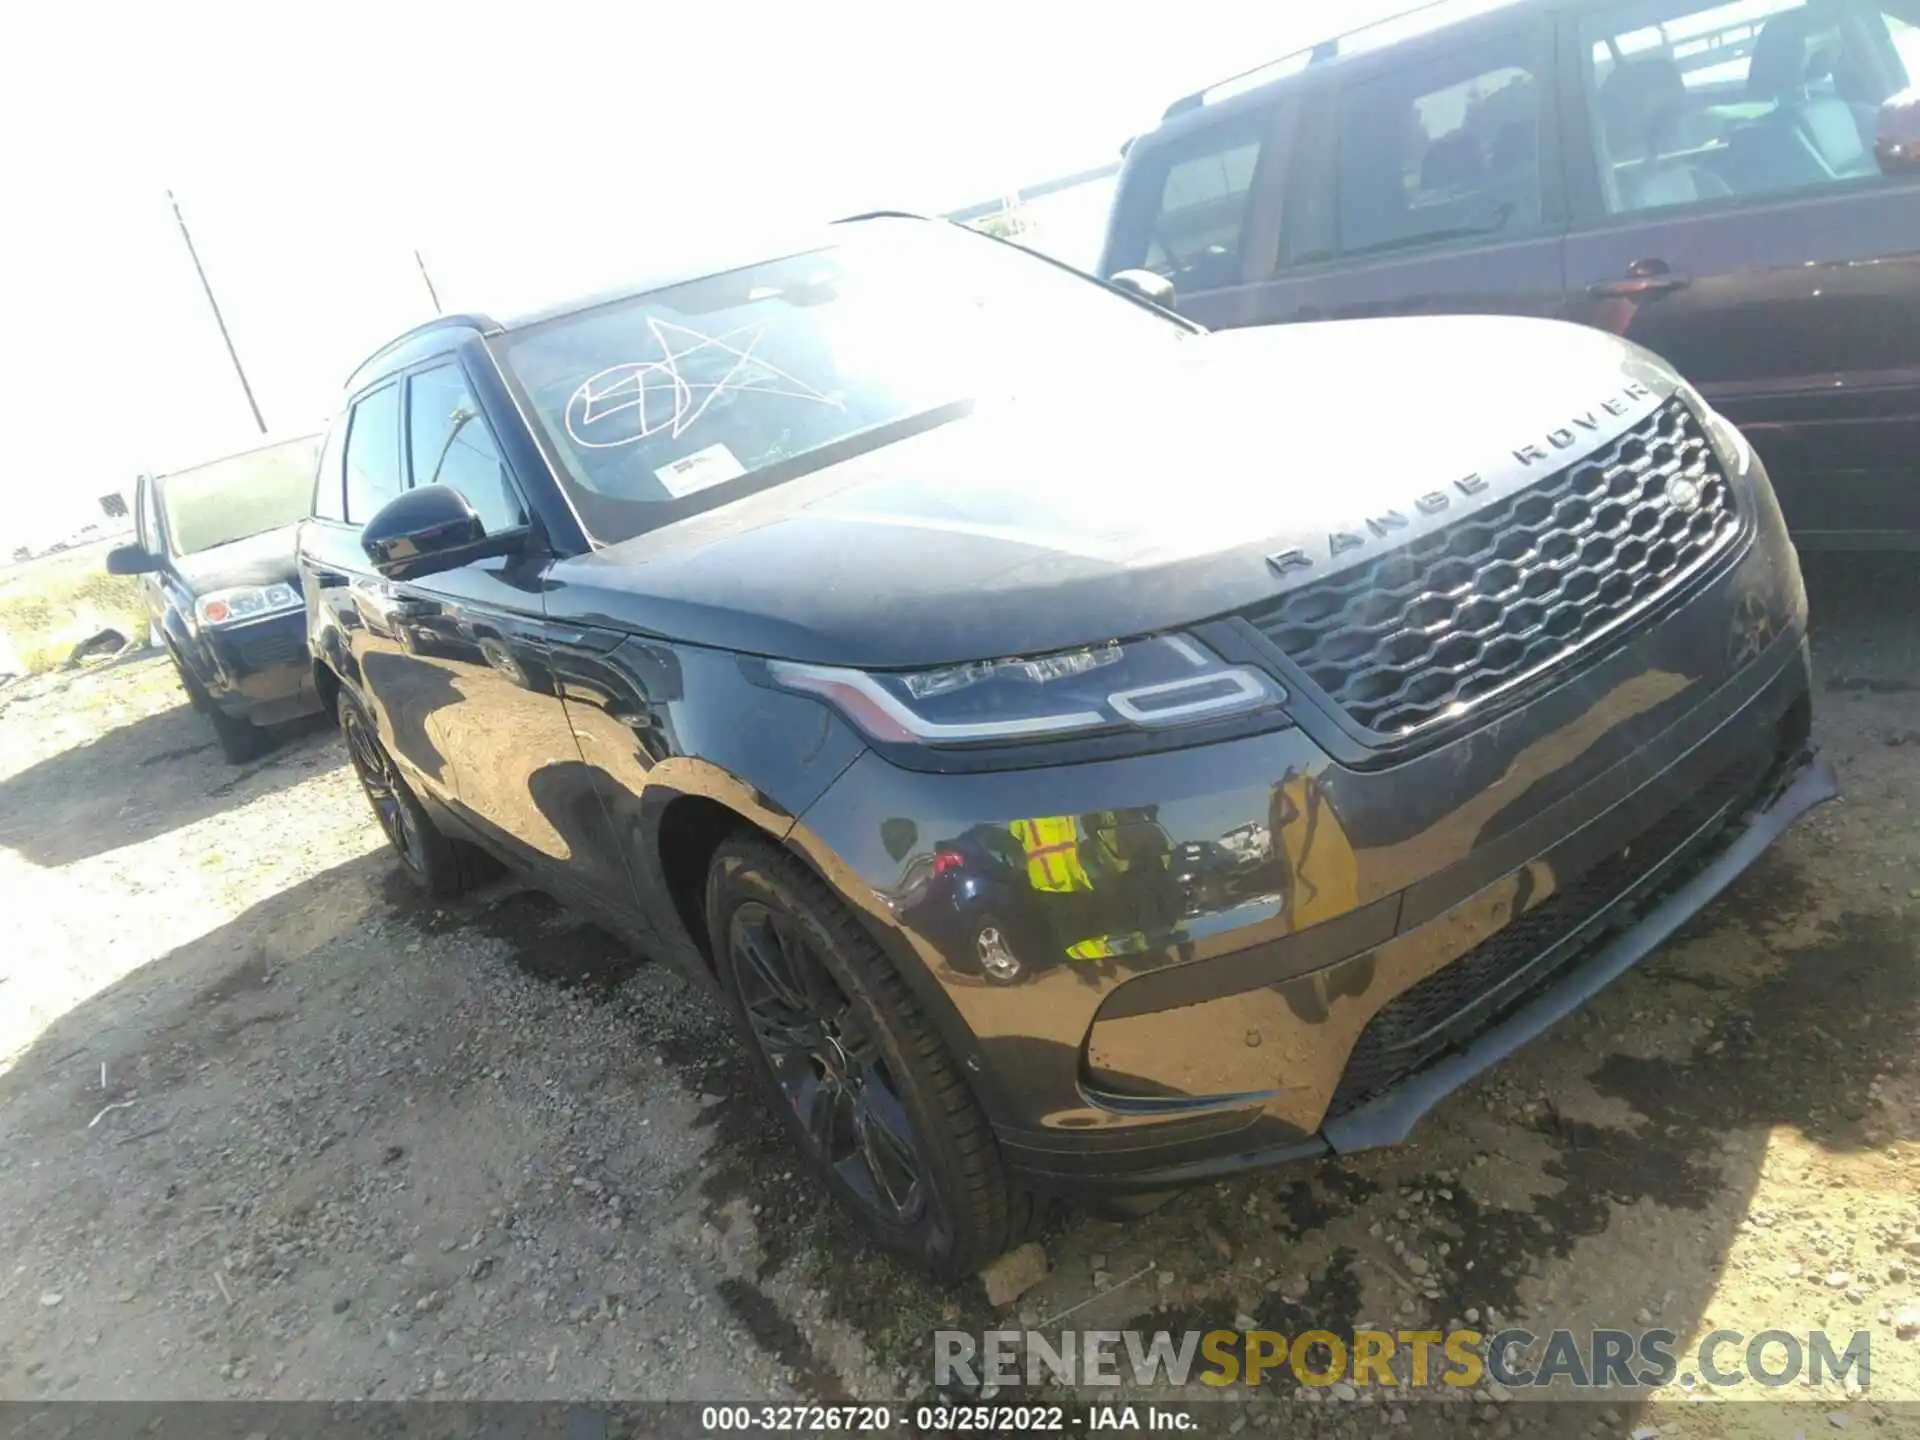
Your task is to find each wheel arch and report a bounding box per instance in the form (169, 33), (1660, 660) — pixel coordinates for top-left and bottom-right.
(643, 771), (1020, 1136)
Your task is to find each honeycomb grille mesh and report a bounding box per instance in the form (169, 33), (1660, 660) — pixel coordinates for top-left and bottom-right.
(1246, 400), (1737, 738)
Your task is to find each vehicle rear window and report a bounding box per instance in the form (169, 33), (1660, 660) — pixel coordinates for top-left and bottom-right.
(156, 436), (321, 557)
(492, 221), (1189, 544)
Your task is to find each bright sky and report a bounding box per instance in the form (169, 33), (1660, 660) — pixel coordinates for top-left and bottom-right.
(0, 0), (1398, 551)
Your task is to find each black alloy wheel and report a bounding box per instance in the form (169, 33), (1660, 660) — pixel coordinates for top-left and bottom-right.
(706, 834), (1034, 1277)
(337, 696), (482, 898)
(343, 705), (426, 871)
(729, 901), (926, 1224)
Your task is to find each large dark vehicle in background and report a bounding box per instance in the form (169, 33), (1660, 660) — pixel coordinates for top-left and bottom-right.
(108, 436), (324, 762)
(302, 215), (1832, 1278)
(1100, 0), (1920, 547)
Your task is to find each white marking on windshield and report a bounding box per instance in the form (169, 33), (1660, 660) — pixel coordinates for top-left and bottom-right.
(563, 317), (843, 450)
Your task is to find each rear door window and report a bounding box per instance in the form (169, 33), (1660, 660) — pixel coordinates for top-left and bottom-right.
(1578, 0), (1904, 215)
(1334, 28), (1549, 256)
(342, 383), (403, 525)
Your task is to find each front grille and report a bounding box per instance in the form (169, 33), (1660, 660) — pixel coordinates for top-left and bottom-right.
(1245, 399), (1739, 738)
(1325, 717), (1804, 1116)
(235, 627), (303, 668)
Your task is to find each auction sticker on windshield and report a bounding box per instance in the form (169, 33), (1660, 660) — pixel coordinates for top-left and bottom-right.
(654, 442), (747, 498)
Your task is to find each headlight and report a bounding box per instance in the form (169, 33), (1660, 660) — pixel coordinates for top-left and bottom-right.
(194, 582), (301, 628)
(769, 635), (1284, 746)
(1676, 382), (1751, 476)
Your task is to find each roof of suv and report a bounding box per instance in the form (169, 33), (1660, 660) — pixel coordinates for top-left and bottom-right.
(341, 214), (936, 396)
(1149, 0), (1532, 132)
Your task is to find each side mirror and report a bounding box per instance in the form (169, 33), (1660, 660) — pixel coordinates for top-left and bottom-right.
(1108, 268), (1178, 310)
(361, 485), (523, 580)
(1878, 85), (1920, 176)
(105, 543), (158, 576)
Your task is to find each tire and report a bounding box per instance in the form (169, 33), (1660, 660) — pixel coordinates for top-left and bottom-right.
(170, 652), (208, 712)
(173, 653), (270, 763)
(706, 834), (1034, 1279)
(338, 694), (482, 899)
(208, 703), (273, 765)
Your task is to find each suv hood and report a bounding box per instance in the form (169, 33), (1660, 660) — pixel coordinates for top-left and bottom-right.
(557, 316), (1683, 668)
(174, 523), (303, 593)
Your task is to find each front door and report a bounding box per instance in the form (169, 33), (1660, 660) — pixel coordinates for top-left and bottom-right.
(1560, 0), (1920, 543)
(390, 358), (637, 912)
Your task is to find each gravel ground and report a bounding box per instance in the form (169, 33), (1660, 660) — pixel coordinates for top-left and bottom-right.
(0, 555), (1916, 1435)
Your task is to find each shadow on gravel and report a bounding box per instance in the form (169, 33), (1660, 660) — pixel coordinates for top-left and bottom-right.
(0, 699), (332, 868)
(0, 850), (396, 1131)
(1803, 551), (1920, 677)
(472, 888), (643, 1001)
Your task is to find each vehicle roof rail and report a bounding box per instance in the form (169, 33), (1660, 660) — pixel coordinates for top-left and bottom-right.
(343, 313), (497, 388)
(1158, 0), (1481, 119)
(832, 209), (929, 224)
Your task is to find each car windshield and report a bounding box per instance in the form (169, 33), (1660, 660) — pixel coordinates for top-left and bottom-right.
(158, 436), (321, 556)
(491, 220), (1191, 543)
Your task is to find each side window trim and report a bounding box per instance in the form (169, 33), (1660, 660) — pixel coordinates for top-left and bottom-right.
(340, 380), (404, 527)
(134, 479), (152, 554)
(1236, 93), (1308, 285)
(311, 417), (350, 526)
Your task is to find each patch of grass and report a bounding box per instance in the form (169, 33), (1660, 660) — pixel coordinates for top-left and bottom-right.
(0, 548), (147, 674)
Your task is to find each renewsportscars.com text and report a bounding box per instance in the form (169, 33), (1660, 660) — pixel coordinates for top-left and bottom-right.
(934, 1327), (1873, 1392)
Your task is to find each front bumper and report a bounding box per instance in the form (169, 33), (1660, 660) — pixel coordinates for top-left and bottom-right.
(790, 477), (1826, 1195)
(200, 609), (319, 724)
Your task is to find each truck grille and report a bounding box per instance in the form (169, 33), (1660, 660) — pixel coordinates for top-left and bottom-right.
(1245, 399), (1738, 739)
(235, 628), (304, 668)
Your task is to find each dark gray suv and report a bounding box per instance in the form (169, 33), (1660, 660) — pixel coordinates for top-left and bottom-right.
(301, 216), (1833, 1276)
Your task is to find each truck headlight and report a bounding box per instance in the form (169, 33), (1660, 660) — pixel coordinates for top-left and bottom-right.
(195, 582), (301, 628)
(769, 635), (1284, 746)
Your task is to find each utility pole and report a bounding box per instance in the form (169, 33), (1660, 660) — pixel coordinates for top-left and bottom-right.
(167, 189), (267, 435)
(414, 249), (443, 314)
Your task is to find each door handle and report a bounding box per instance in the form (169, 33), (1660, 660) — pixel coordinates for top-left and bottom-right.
(1588, 267), (1691, 299)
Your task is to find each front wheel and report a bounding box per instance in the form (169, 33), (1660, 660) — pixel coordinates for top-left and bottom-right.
(339, 696), (481, 898)
(707, 834), (1034, 1279)
(173, 653), (270, 764)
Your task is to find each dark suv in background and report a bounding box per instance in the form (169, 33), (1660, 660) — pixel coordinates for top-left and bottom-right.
(1100, 0), (1920, 547)
(109, 436), (324, 761)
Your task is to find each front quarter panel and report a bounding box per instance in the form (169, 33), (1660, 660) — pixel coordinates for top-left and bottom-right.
(538, 597), (869, 961)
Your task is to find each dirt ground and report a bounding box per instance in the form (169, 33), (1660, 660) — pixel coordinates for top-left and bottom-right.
(1, 556), (1916, 1435)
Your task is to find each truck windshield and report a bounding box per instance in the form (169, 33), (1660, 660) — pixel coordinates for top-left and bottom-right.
(158, 437), (321, 556)
(491, 219), (1191, 543)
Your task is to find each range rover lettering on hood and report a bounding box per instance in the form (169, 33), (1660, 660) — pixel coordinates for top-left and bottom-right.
(1266, 380), (1659, 577)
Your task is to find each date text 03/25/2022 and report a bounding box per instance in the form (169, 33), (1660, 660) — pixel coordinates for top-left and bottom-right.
(697, 1404), (1190, 1432)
